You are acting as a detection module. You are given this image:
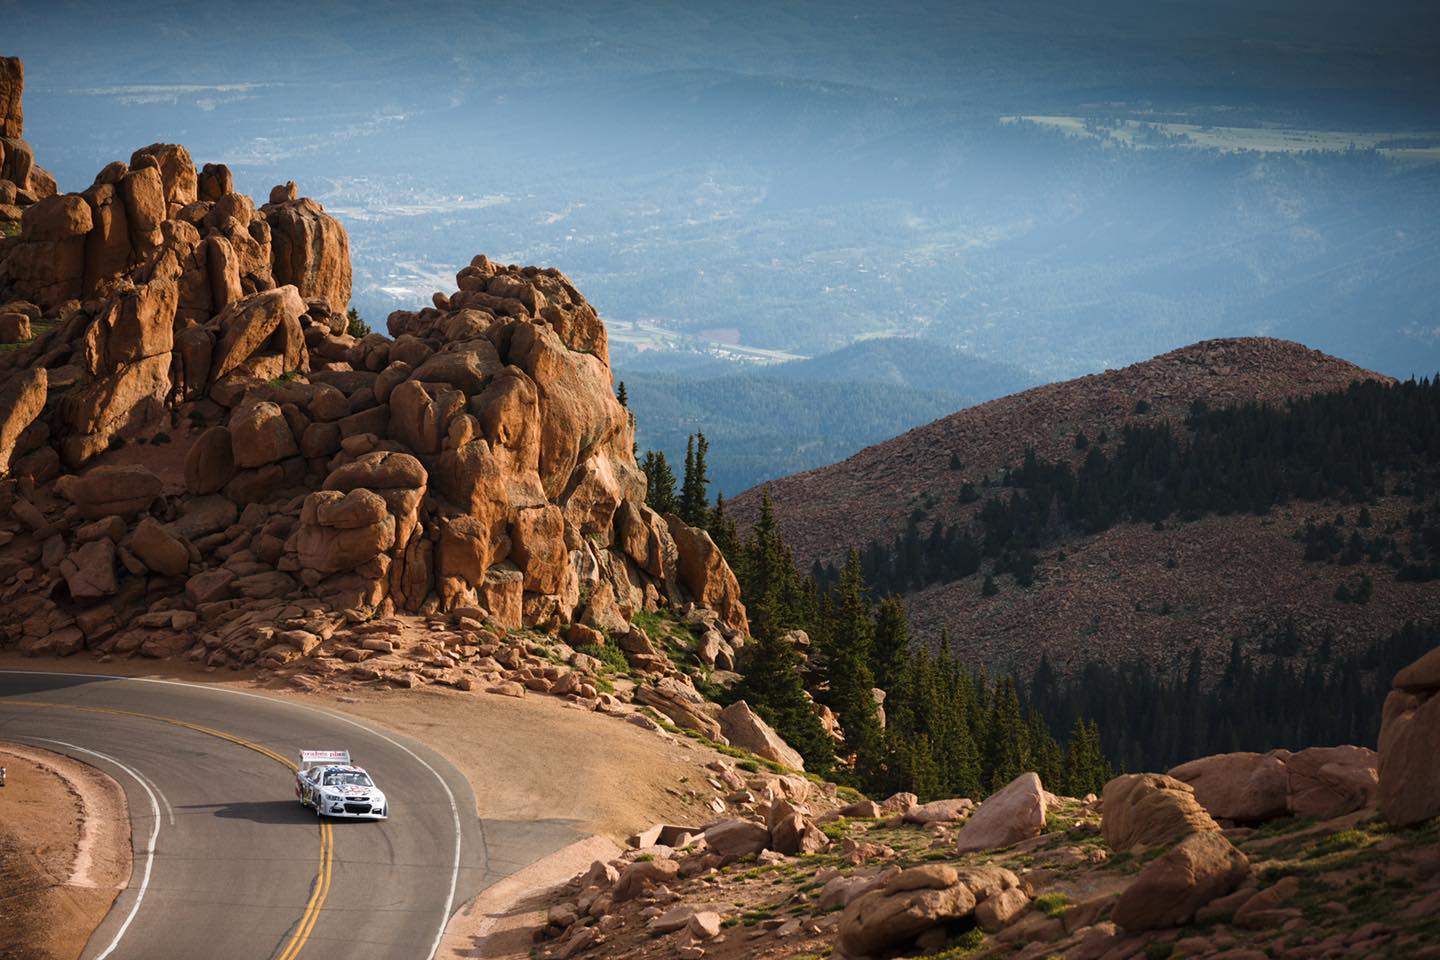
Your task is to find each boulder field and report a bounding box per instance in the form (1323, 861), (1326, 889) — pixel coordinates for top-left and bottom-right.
(530, 649), (1440, 960)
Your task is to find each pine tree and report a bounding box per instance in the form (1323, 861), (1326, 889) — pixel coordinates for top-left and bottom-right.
(732, 631), (836, 776)
(640, 450), (678, 515)
(825, 550), (885, 787)
(679, 433), (711, 526)
(616, 381), (628, 407)
(983, 676), (1025, 791)
(1060, 719), (1112, 796)
(738, 490), (807, 642)
(708, 493), (741, 563)
(871, 595), (909, 691)
(1024, 708), (1062, 787)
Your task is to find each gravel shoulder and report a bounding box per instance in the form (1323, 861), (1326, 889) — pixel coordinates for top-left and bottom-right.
(0, 741), (131, 960)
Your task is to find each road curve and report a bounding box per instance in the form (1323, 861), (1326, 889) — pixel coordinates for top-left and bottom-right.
(0, 670), (550, 960)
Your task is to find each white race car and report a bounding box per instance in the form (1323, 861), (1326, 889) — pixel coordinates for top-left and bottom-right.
(296, 750), (389, 820)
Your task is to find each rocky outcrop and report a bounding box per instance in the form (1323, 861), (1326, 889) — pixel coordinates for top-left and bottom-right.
(0, 366), (45, 474)
(0, 57), (748, 676)
(264, 196), (351, 314)
(1111, 831), (1250, 930)
(1169, 746), (1377, 824)
(1101, 773), (1219, 851)
(0, 56), (58, 230)
(1169, 751), (1289, 823)
(1284, 745), (1378, 820)
(1379, 647), (1440, 826)
(0, 56), (22, 139)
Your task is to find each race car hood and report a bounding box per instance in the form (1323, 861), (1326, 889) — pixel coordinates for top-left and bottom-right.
(321, 784), (385, 798)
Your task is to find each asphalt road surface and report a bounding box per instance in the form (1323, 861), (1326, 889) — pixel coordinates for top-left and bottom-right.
(0, 670), (579, 960)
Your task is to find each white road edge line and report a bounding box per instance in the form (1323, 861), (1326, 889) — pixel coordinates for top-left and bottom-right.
(129, 766), (175, 826)
(26, 736), (162, 960)
(318, 711), (462, 960)
(1, 671), (463, 960)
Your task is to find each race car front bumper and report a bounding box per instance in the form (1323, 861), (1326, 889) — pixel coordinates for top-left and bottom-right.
(318, 798), (388, 819)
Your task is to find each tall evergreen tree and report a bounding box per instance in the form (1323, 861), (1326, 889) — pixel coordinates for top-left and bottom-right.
(679, 432), (711, 526)
(983, 676), (1025, 791)
(616, 381), (628, 407)
(872, 595), (910, 692)
(824, 551), (886, 785)
(738, 490), (809, 643)
(640, 450), (678, 515)
(708, 493), (741, 563)
(731, 631), (836, 776)
(1024, 708), (1063, 788)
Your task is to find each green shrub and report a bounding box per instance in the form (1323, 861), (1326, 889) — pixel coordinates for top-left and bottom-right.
(1033, 893), (1070, 917)
(928, 928), (987, 958)
(346, 307), (370, 339)
(576, 639), (629, 675)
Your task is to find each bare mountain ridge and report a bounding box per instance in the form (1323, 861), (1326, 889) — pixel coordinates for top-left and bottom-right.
(731, 336), (1391, 570)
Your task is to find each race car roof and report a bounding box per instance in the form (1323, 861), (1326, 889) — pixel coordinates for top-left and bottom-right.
(299, 749), (350, 766)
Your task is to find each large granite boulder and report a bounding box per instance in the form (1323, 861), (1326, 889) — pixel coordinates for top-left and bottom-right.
(1379, 647), (1440, 826)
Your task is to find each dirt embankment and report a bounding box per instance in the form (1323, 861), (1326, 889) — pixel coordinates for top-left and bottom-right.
(0, 742), (131, 960)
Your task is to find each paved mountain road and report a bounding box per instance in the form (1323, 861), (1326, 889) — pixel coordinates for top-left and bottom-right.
(0, 671), (574, 960)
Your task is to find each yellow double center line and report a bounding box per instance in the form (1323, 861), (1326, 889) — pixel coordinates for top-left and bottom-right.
(278, 818), (332, 960)
(4, 700), (333, 959)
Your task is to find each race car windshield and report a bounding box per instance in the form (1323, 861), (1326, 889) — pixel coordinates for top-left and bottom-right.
(324, 771), (372, 786)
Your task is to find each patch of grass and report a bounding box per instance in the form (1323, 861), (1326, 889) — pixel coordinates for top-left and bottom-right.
(1261, 842), (1387, 882)
(1247, 815), (1317, 842)
(821, 818), (852, 841)
(925, 928), (987, 958)
(0, 221), (19, 238)
(740, 906), (777, 926)
(1303, 829), (1371, 860)
(631, 609), (665, 638)
(1033, 893), (1071, 918)
(0, 316), (56, 353)
(634, 853), (655, 862)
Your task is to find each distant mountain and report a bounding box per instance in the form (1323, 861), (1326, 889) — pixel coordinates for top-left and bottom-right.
(618, 339), (1031, 495)
(767, 338), (1030, 398)
(730, 338), (1440, 678)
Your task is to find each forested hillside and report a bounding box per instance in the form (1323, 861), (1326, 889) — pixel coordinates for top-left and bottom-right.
(675, 352), (1440, 789)
(621, 338), (1031, 494)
